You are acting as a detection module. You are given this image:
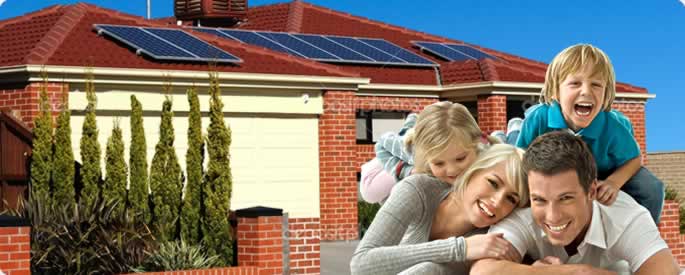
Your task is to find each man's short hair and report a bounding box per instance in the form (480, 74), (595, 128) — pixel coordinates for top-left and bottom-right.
(522, 131), (596, 193)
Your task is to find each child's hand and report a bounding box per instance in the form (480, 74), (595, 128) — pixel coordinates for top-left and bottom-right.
(532, 256), (563, 266)
(465, 233), (518, 261)
(596, 179), (619, 205)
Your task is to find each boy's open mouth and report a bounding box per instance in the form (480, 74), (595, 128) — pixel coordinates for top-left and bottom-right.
(574, 103), (593, 116)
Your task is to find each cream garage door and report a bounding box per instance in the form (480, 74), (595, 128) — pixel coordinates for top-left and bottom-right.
(229, 116), (320, 218)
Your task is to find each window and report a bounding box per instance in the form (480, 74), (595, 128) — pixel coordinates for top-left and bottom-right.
(356, 111), (408, 144)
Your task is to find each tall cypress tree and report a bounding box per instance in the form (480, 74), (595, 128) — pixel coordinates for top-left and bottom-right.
(104, 121), (127, 216)
(181, 87), (204, 244)
(79, 70), (101, 207)
(30, 71), (53, 206)
(203, 72), (233, 266)
(129, 95), (150, 222)
(52, 84), (75, 208)
(150, 96), (183, 242)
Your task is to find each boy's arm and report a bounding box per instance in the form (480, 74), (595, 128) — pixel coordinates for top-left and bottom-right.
(596, 156), (641, 205)
(470, 259), (617, 275)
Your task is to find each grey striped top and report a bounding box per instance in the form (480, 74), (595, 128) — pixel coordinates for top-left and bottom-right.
(350, 174), (484, 275)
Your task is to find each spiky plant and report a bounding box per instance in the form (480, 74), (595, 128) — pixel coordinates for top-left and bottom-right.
(202, 72), (233, 266)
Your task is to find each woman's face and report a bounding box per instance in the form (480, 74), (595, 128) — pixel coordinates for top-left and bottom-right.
(428, 143), (477, 185)
(461, 161), (521, 228)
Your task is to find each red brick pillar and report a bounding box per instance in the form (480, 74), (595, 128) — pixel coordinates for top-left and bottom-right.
(0, 216), (31, 275)
(477, 95), (507, 134)
(236, 207), (285, 275)
(319, 91), (358, 241)
(613, 102), (647, 164)
(658, 200), (685, 265)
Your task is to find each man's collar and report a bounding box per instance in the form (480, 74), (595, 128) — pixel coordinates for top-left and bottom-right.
(546, 101), (605, 139)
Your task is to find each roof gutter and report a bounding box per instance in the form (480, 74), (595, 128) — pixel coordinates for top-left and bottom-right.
(0, 65), (370, 91)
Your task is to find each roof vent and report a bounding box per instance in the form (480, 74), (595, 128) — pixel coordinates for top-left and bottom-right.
(175, 0), (247, 24)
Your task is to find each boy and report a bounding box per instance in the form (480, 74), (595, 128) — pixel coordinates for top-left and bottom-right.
(516, 44), (664, 223)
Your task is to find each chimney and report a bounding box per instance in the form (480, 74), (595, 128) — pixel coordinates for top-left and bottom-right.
(175, 0), (248, 27)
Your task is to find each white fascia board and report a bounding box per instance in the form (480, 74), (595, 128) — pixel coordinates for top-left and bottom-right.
(357, 83), (440, 98)
(441, 81), (655, 100)
(0, 65), (370, 91)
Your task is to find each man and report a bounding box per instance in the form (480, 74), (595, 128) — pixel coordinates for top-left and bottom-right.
(471, 131), (679, 275)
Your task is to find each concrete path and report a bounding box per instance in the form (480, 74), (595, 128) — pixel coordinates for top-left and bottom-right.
(321, 240), (359, 275)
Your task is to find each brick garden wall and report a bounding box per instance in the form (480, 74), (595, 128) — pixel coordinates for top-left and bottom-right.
(0, 226), (30, 275)
(659, 200), (685, 265)
(613, 102), (647, 163)
(477, 95), (507, 134)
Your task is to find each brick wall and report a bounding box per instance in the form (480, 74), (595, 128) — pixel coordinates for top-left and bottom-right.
(319, 91), (358, 241)
(647, 152), (685, 200)
(237, 216), (284, 275)
(320, 93), (437, 241)
(0, 82), (66, 128)
(121, 267), (260, 275)
(477, 95), (507, 134)
(288, 218), (321, 274)
(658, 200), (685, 265)
(0, 226), (30, 275)
(613, 102), (647, 163)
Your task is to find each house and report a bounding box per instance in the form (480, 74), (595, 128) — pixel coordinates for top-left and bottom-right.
(0, 0), (659, 272)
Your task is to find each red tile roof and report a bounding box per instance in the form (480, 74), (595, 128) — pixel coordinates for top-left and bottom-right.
(0, 1), (647, 93)
(0, 3), (357, 78)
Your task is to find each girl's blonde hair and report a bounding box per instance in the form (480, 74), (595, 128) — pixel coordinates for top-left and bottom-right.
(540, 43), (616, 112)
(404, 101), (498, 175)
(455, 144), (528, 208)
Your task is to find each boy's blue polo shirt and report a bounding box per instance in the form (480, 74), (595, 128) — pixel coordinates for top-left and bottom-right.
(515, 102), (640, 174)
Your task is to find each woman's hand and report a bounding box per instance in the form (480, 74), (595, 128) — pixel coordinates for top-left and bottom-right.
(465, 233), (518, 261)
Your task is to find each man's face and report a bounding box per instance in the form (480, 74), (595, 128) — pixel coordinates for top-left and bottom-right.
(528, 169), (595, 247)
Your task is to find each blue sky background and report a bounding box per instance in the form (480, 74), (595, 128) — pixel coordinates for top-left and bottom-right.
(1, 0), (684, 152)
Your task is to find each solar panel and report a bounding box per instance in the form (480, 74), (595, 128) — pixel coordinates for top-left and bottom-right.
(94, 24), (242, 63)
(413, 41), (496, 62)
(292, 34), (373, 62)
(195, 27), (437, 67)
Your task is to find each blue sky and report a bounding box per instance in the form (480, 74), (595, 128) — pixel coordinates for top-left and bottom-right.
(1, 0), (684, 152)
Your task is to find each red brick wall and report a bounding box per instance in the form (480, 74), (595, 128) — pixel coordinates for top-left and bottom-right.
(658, 200), (685, 265)
(320, 93), (437, 241)
(288, 218), (321, 274)
(0, 226), (30, 275)
(477, 95), (507, 134)
(0, 82), (66, 128)
(237, 216), (284, 275)
(319, 91), (358, 241)
(613, 102), (647, 164)
(120, 267), (260, 275)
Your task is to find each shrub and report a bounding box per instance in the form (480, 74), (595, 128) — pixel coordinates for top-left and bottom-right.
(182, 87), (204, 245)
(133, 240), (219, 272)
(358, 201), (381, 237)
(104, 121), (128, 217)
(23, 190), (154, 274)
(30, 71), (53, 206)
(79, 70), (101, 207)
(53, 85), (75, 209)
(129, 95), (150, 223)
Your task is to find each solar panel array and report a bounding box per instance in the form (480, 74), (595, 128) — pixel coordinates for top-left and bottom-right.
(195, 28), (437, 67)
(94, 24), (242, 63)
(413, 41), (496, 61)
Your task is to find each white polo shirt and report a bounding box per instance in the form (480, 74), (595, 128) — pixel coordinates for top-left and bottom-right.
(489, 191), (668, 273)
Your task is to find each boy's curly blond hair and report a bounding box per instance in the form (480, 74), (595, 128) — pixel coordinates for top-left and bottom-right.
(541, 44), (616, 112)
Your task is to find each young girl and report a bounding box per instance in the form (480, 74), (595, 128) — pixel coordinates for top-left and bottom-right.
(515, 43), (664, 223)
(350, 102), (528, 275)
(359, 102), (500, 203)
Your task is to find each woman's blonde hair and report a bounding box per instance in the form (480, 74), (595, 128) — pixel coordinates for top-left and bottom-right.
(405, 101), (498, 175)
(454, 144), (528, 208)
(540, 43), (616, 112)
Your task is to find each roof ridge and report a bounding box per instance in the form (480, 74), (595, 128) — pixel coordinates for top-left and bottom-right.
(189, 29), (360, 78)
(478, 59), (500, 81)
(26, 4), (90, 64)
(285, 0), (305, 33)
